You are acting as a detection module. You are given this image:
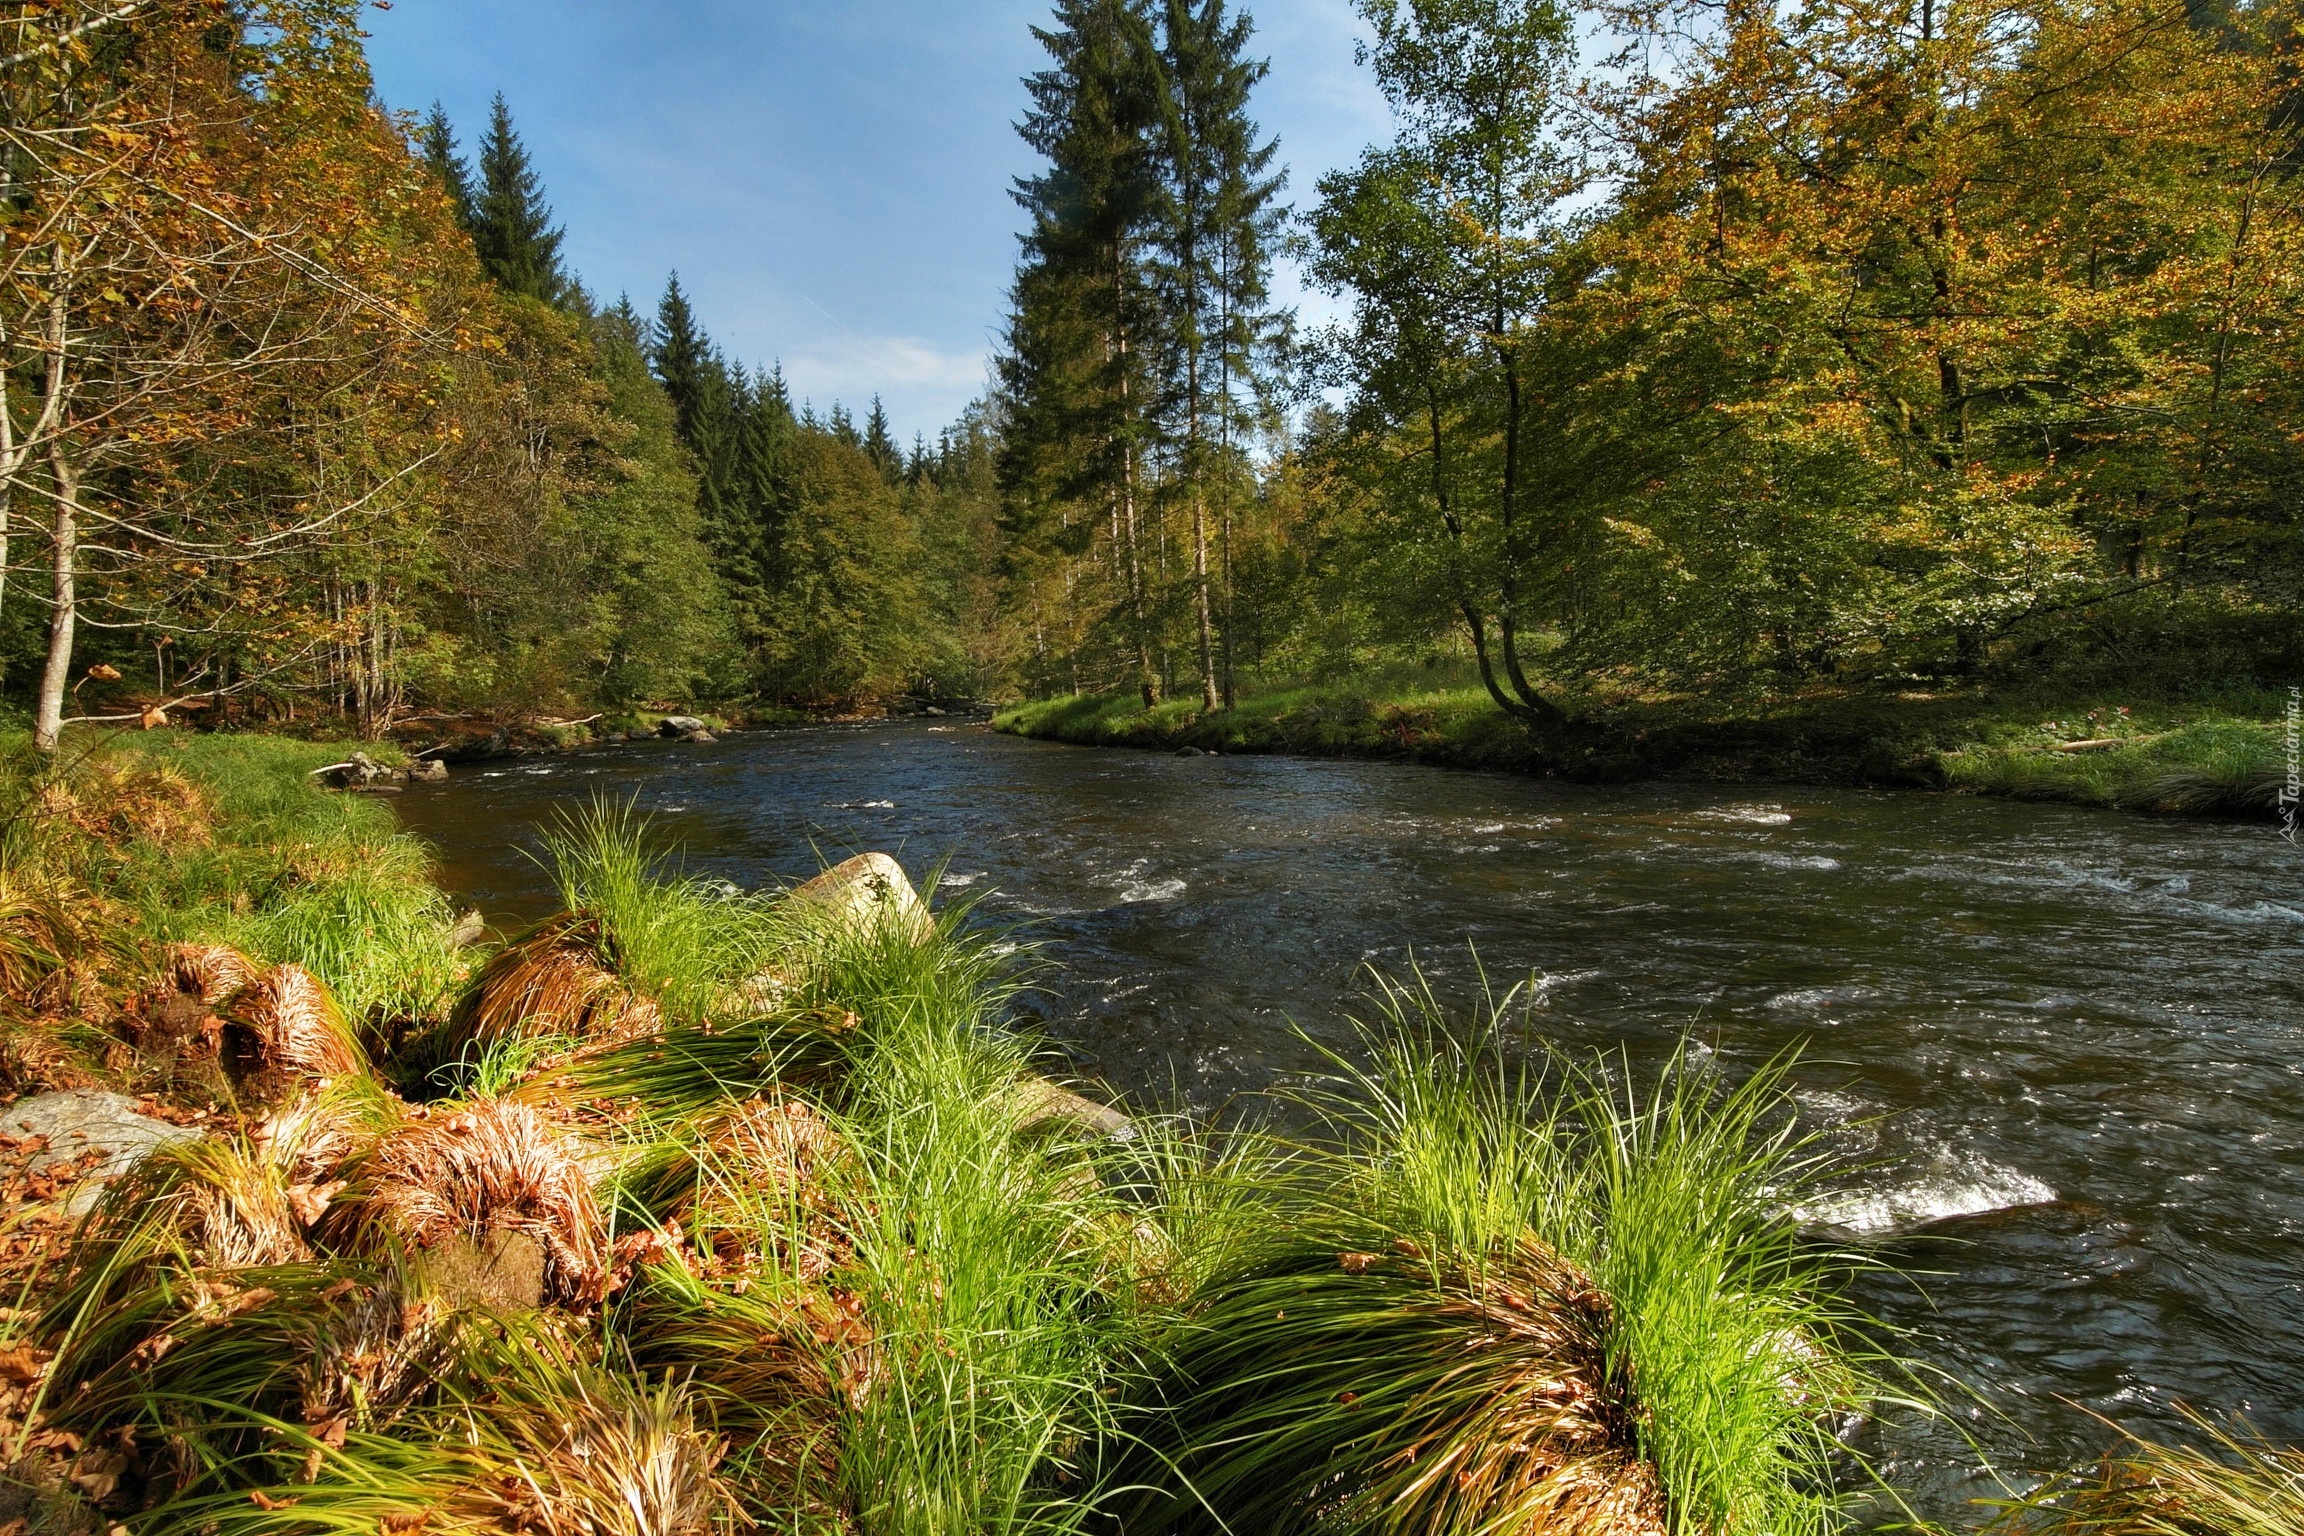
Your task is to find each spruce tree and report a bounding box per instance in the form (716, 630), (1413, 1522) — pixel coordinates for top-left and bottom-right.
(418, 102), (476, 230)
(652, 275), (718, 444)
(1151, 0), (1285, 708)
(1001, 0), (1167, 702)
(472, 94), (571, 305)
(649, 277), (795, 662)
(864, 396), (903, 483)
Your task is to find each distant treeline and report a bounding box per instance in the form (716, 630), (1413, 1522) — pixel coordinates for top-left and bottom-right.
(3, 0), (2296, 752)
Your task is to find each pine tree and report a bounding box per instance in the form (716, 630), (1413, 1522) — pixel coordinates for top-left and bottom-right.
(1001, 0), (1167, 703)
(864, 396), (903, 483)
(417, 102), (476, 230)
(1150, 0), (1284, 710)
(651, 274), (718, 443)
(649, 277), (797, 660)
(471, 93), (571, 305)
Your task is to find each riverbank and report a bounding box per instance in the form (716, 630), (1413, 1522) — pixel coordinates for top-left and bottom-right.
(0, 730), (1931, 1536)
(377, 697), (990, 761)
(995, 676), (2293, 820)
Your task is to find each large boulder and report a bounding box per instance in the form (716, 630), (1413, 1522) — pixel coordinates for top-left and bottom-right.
(790, 853), (929, 943)
(3, 1090), (201, 1213)
(657, 715), (710, 738)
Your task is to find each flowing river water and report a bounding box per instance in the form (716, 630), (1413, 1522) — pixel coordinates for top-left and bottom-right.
(394, 718), (2304, 1519)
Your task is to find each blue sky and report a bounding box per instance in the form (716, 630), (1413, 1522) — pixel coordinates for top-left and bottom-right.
(362, 2), (1391, 444)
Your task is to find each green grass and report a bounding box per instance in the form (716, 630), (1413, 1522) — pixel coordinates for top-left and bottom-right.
(0, 729), (468, 1026)
(996, 674), (2290, 820)
(540, 794), (778, 1026)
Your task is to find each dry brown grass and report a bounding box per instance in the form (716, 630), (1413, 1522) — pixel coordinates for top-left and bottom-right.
(444, 1348), (749, 1536)
(166, 941), (258, 1008)
(29, 759), (213, 853)
(120, 947), (369, 1106)
(1120, 1235), (1673, 1536)
(453, 913), (663, 1051)
(344, 1097), (610, 1308)
(294, 1276), (460, 1443)
(1383, 1246), (1668, 1536)
(233, 963), (366, 1083)
(1996, 1411), (2304, 1536)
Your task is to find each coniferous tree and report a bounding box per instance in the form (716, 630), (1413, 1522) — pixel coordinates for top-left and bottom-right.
(417, 102), (476, 230)
(1150, 0), (1284, 709)
(471, 93), (572, 305)
(864, 396), (903, 483)
(651, 274), (718, 444)
(1001, 0), (1167, 702)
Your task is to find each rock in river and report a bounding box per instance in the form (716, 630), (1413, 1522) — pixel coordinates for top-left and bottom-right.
(791, 852), (930, 942)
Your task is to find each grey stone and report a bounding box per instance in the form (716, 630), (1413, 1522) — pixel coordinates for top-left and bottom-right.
(405, 758), (448, 783)
(314, 750), (391, 788)
(1014, 1077), (1134, 1140)
(791, 852), (929, 942)
(657, 715), (709, 737)
(680, 729), (717, 744)
(4, 1090), (201, 1213)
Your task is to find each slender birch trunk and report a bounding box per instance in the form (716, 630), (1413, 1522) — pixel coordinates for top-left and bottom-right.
(34, 444), (78, 753)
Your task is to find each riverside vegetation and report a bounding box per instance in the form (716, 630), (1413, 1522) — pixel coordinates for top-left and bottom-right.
(3, 0), (2296, 819)
(0, 735), (2293, 1536)
(3, 3), (2300, 1528)
(994, 671), (2291, 818)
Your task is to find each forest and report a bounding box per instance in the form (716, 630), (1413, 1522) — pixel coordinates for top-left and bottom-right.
(0, 0), (1009, 754)
(2, 0), (2295, 768)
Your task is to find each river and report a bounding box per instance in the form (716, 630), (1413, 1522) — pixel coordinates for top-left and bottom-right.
(393, 718), (2304, 1518)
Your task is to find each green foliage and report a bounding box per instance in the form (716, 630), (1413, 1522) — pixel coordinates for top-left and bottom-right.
(0, 730), (468, 1022)
(827, 958), (1131, 1534)
(0, 743), (1943, 1536)
(999, 674), (2293, 820)
(539, 796), (774, 1025)
(754, 429), (932, 703)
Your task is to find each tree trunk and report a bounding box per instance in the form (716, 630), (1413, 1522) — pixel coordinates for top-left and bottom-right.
(34, 448), (78, 754)
(1121, 433), (1156, 707)
(1219, 485), (1235, 710)
(1493, 344), (1568, 728)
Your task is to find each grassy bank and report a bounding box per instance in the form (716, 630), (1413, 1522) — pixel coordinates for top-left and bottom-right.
(995, 672), (2293, 819)
(0, 734), (2281, 1535)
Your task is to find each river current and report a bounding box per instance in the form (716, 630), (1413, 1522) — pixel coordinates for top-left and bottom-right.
(394, 719), (2304, 1518)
